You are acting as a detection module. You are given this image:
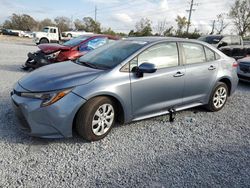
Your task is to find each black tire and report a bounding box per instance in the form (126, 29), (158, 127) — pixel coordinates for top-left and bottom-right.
(75, 97), (116, 141)
(67, 33), (72, 38)
(39, 38), (49, 44)
(206, 82), (228, 112)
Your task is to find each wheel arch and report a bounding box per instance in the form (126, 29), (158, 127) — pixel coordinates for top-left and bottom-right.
(217, 77), (232, 96)
(73, 94), (126, 131)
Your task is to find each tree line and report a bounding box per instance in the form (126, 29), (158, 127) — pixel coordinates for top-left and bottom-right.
(1, 0), (250, 38)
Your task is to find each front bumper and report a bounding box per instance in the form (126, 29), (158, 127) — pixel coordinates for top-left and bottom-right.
(24, 52), (55, 70)
(11, 89), (86, 138)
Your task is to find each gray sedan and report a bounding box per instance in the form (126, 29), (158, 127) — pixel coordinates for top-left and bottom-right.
(11, 37), (238, 141)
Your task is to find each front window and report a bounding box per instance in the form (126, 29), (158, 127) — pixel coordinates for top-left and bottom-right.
(42, 27), (49, 33)
(63, 36), (90, 47)
(137, 42), (179, 69)
(78, 40), (147, 70)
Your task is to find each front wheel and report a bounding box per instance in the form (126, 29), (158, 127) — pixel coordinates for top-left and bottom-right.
(75, 97), (116, 141)
(206, 82), (228, 112)
(39, 38), (49, 44)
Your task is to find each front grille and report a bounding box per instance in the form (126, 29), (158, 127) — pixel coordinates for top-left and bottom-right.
(238, 74), (250, 81)
(239, 63), (250, 73)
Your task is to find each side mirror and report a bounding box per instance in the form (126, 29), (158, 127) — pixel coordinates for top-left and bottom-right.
(133, 62), (157, 77)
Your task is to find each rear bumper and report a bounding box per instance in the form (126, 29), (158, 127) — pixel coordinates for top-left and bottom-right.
(11, 91), (86, 138)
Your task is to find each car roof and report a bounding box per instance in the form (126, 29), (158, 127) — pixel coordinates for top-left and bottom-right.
(78, 34), (119, 39)
(124, 36), (199, 44)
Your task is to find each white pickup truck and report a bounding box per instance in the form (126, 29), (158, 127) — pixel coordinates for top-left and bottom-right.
(33, 26), (64, 44)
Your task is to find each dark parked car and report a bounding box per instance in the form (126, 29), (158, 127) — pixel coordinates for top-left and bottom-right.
(237, 56), (250, 82)
(198, 35), (243, 49)
(12, 37), (238, 141)
(22, 34), (119, 70)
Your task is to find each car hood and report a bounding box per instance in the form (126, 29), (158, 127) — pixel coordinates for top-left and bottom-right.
(18, 61), (103, 92)
(38, 43), (71, 54)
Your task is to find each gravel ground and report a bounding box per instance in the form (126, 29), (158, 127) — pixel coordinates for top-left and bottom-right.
(0, 38), (249, 187)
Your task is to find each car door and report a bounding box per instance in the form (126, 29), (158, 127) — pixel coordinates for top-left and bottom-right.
(180, 42), (219, 105)
(49, 28), (58, 42)
(130, 42), (185, 119)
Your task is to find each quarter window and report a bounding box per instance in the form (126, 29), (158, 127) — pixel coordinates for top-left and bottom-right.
(137, 42), (179, 69)
(204, 47), (216, 62)
(182, 43), (206, 64)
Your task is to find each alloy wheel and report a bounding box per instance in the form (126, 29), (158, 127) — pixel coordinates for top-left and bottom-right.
(92, 104), (114, 136)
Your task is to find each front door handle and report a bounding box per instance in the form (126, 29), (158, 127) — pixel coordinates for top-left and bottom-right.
(173, 71), (185, 77)
(208, 65), (216, 70)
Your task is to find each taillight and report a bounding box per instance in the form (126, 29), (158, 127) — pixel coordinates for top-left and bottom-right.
(233, 61), (238, 67)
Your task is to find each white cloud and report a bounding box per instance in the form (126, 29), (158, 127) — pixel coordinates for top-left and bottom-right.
(160, 0), (168, 10)
(113, 13), (133, 23)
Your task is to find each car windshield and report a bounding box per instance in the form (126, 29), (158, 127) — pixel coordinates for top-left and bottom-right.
(63, 36), (91, 46)
(42, 28), (49, 33)
(198, 36), (223, 44)
(78, 40), (147, 69)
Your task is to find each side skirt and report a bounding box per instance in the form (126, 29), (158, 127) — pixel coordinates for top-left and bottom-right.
(132, 102), (203, 121)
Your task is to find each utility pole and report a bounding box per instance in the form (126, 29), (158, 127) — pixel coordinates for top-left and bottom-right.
(186, 0), (197, 33)
(94, 6), (97, 22)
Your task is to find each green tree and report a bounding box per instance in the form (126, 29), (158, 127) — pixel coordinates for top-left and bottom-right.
(163, 26), (174, 36)
(74, 19), (85, 30)
(82, 17), (101, 33)
(229, 0), (250, 36)
(135, 18), (152, 36)
(54, 16), (71, 32)
(3, 13), (38, 31)
(39, 18), (55, 30)
(175, 15), (188, 36)
(102, 27), (116, 35)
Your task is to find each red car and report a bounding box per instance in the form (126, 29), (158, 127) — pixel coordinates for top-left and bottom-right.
(22, 34), (119, 70)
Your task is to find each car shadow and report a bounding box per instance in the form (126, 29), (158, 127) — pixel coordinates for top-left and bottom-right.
(0, 64), (28, 73)
(238, 81), (250, 91)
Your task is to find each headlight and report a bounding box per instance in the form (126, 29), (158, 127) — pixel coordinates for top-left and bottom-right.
(20, 88), (73, 107)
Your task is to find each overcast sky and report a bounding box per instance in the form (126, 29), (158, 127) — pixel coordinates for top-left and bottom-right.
(0, 0), (236, 34)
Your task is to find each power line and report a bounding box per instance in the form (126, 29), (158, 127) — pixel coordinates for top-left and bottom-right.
(94, 5), (97, 22)
(186, 0), (197, 33)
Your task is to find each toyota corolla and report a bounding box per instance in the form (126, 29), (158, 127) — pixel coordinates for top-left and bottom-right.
(11, 37), (239, 141)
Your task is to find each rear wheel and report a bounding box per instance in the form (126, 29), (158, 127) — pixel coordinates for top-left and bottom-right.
(39, 38), (49, 44)
(206, 82), (228, 112)
(75, 97), (116, 141)
(67, 33), (72, 38)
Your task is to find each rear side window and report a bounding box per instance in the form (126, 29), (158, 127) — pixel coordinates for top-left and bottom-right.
(50, 28), (56, 33)
(182, 43), (206, 64)
(137, 42), (179, 69)
(204, 47), (216, 62)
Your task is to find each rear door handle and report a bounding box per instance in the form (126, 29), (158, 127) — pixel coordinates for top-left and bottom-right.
(208, 65), (216, 70)
(173, 71), (185, 77)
